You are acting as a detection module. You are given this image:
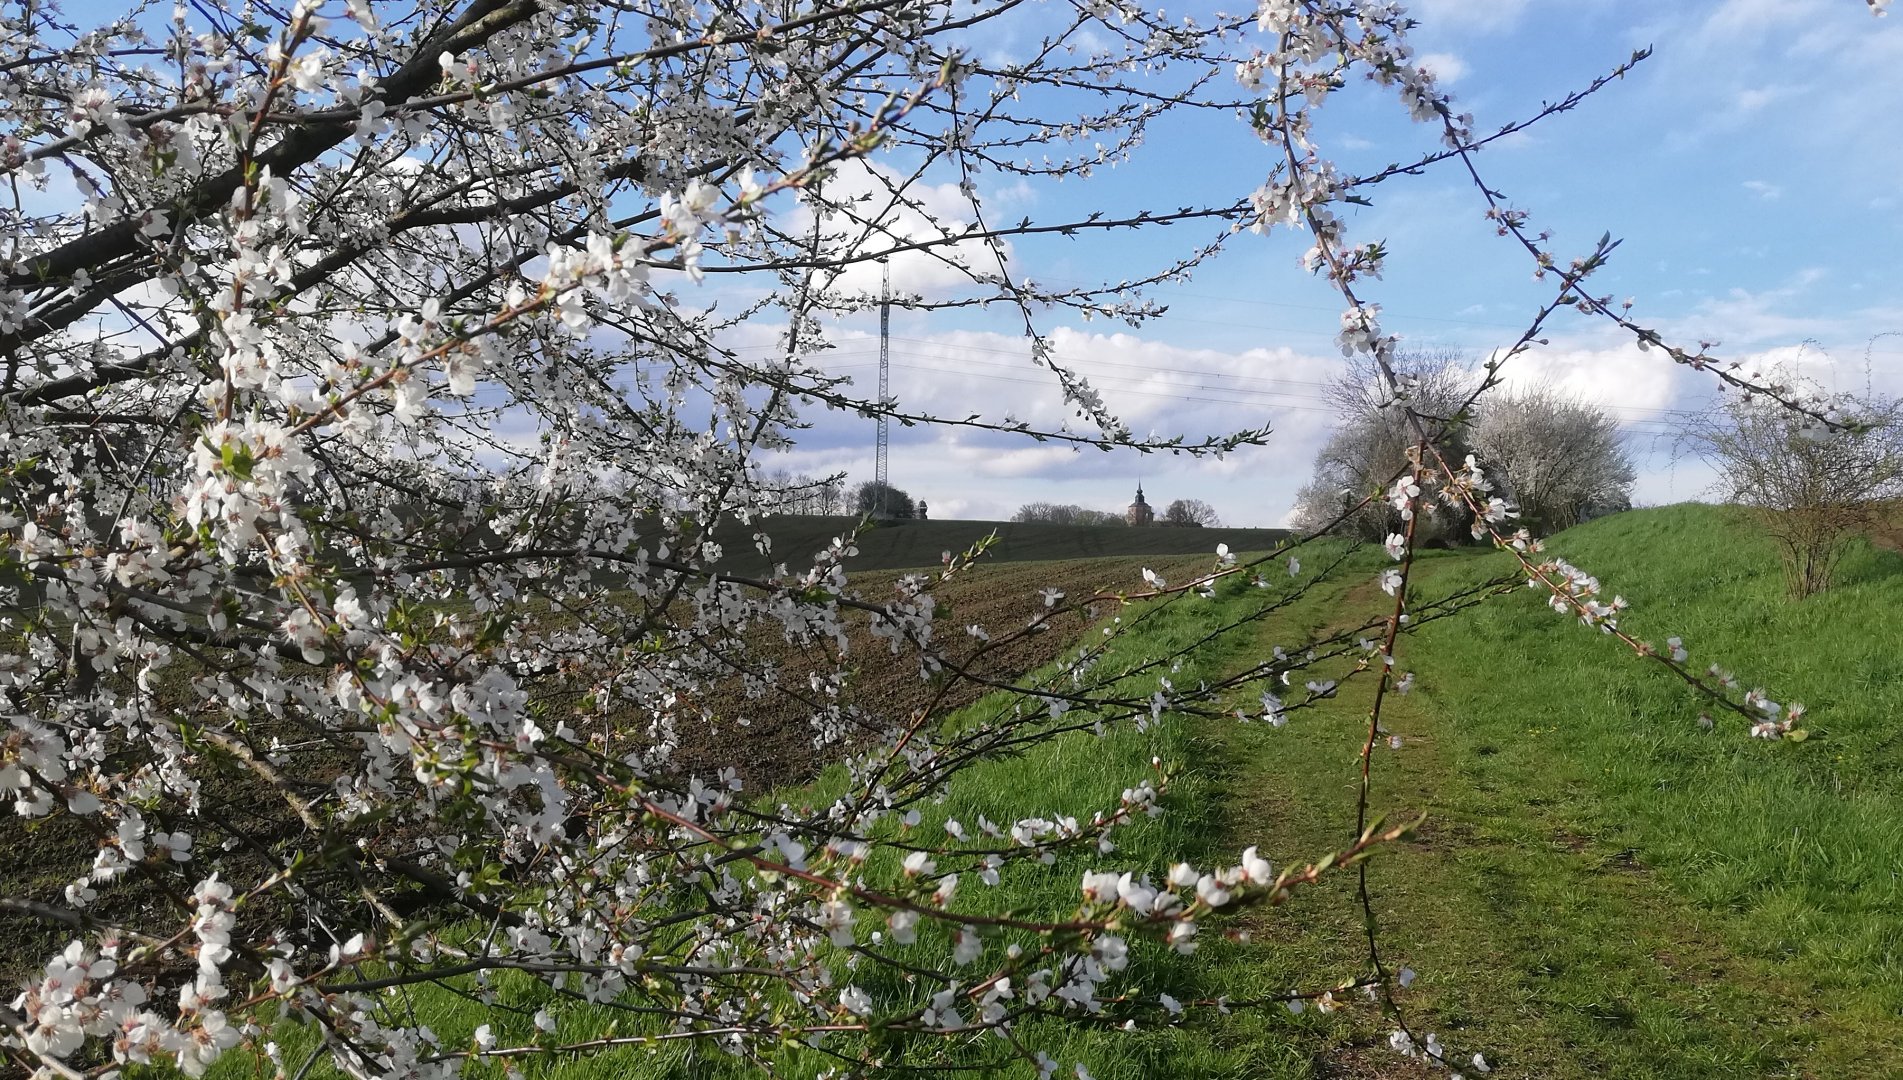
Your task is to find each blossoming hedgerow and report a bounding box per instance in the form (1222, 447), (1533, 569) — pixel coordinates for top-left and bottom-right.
(0, 1), (1863, 1077)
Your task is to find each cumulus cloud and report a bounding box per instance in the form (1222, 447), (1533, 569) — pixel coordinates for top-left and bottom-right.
(779, 159), (1014, 303)
(1415, 52), (1469, 84)
(748, 322), (1349, 524)
(1485, 342), (1686, 416)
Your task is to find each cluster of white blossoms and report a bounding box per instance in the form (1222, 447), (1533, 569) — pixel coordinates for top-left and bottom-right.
(1388, 1027), (1492, 1078)
(9, 890), (245, 1078)
(1531, 558), (1627, 630)
(1744, 692), (1809, 740)
(181, 417), (317, 557)
(543, 232), (653, 330)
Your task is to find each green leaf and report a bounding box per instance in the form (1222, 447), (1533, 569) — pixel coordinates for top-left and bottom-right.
(220, 442), (255, 480)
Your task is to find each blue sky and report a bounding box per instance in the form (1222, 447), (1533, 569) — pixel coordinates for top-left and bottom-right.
(759, 0), (1903, 525)
(45, 0), (1901, 526)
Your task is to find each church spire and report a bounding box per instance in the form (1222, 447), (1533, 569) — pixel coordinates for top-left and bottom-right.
(1126, 479), (1155, 526)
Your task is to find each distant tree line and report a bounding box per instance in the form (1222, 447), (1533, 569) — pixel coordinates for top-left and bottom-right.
(1012, 502), (1125, 526)
(759, 469), (850, 515)
(1013, 498), (1222, 527)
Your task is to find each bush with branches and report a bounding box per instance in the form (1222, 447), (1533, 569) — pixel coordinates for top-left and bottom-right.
(1690, 385), (1903, 597)
(1291, 351), (1480, 543)
(0, 2), (1878, 1078)
(1296, 363), (1635, 541)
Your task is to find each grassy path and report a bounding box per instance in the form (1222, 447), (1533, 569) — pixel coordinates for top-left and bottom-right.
(1195, 511), (1903, 1078)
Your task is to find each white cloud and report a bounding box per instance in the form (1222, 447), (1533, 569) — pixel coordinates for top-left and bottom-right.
(1486, 341), (1685, 416)
(1698, 0), (1821, 41)
(755, 300), (1903, 527)
(1733, 85), (1791, 112)
(1416, 52), (1469, 84)
(743, 304), (1903, 527)
(750, 322), (1350, 525)
(1410, 0), (1529, 33)
(948, 443), (1080, 479)
(1741, 179), (1782, 200)
(780, 159), (1015, 303)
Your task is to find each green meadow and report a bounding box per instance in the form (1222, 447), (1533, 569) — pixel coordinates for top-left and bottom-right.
(192, 504), (1903, 1078)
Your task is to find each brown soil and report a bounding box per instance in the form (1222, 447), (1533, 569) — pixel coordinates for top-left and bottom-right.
(669, 553), (1213, 790)
(0, 551), (1221, 982)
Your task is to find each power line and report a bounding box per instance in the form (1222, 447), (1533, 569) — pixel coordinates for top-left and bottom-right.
(1033, 274), (1535, 331)
(752, 335), (1718, 425)
(826, 349), (1705, 429)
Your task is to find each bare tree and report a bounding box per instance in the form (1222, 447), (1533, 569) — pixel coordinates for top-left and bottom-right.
(1471, 386), (1635, 534)
(818, 476), (847, 515)
(761, 469), (851, 515)
(1162, 498), (1223, 527)
(1293, 350), (1480, 543)
(1691, 387), (1903, 596)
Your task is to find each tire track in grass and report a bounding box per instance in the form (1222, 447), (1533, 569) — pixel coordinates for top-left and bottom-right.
(1195, 555), (1847, 1079)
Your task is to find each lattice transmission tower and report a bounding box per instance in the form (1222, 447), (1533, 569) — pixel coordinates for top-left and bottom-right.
(875, 258), (890, 518)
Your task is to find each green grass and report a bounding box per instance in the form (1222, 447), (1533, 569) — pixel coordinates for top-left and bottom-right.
(197, 547), (1350, 1080)
(1383, 502), (1903, 1075)
(181, 505), (1903, 1077)
(1081, 503), (1903, 1078)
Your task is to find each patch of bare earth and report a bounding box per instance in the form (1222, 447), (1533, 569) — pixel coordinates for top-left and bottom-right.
(671, 553), (1213, 789)
(1865, 504), (1903, 553)
(0, 553), (1216, 982)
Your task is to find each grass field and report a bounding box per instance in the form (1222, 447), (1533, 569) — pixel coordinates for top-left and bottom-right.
(1387, 503), (1903, 1075)
(830, 501), (1903, 1078)
(92, 504), (1903, 1076)
(1189, 502), (1903, 1078)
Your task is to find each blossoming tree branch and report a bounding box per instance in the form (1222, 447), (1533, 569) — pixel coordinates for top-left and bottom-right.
(0, 1), (1882, 1077)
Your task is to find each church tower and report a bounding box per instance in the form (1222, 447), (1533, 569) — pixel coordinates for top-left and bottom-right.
(1126, 484), (1154, 526)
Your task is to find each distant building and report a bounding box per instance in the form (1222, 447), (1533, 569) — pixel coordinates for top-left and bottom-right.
(1125, 484), (1154, 526)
